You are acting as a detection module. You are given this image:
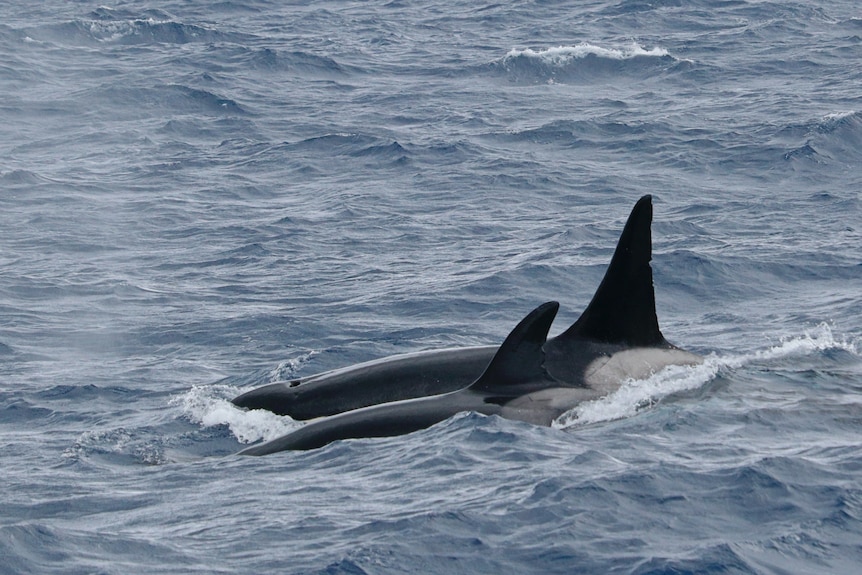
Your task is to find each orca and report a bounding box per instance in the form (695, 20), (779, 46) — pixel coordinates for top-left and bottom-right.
(232, 195), (700, 422)
(240, 301), (572, 454)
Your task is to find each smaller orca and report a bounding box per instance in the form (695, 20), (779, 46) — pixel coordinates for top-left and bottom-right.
(239, 301), (582, 454)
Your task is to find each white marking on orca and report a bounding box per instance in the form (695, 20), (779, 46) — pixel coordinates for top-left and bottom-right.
(584, 348), (703, 392)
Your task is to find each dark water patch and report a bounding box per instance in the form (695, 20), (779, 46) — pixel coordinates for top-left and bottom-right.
(287, 133), (385, 155)
(349, 140), (409, 160)
(245, 47), (352, 77)
(656, 249), (862, 304)
(318, 558), (370, 575)
(156, 241), (276, 271)
(76, 83), (247, 120)
(0, 169), (52, 187)
(158, 116), (257, 141)
(492, 118), (671, 150)
(161, 85), (247, 116)
(23, 15), (251, 47)
(36, 384), (135, 401)
(134, 312), (298, 359)
(0, 523), (204, 575)
(632, 543), (755, 575)
(245, 134), (413, 170)
(1, 485), (155, 521)
(0, 399), (53, 423)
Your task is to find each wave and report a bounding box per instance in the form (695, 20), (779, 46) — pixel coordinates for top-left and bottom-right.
(0, 169), (52, 186)
(0, 522), (192, 573)
(497, 42), (680, 84)
(556, 323), (859, 428)
(78, 83), (246, 117)
(245, 48), (351, 76)
(229, 134), (412, 172)
(287, 133), (408, 159)
(22, 11), (249, 46)
(781, 111), (862, 165)
(506, 42), (670, 63)
(491, 117), (668, 153)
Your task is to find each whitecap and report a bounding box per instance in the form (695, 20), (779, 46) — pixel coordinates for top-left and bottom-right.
(505, 42), (670, 64)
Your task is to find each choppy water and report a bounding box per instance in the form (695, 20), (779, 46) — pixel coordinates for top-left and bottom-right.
(1, 1), (861, 573)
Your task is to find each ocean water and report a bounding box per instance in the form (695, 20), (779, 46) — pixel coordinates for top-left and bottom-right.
(1, 0), (861, 573)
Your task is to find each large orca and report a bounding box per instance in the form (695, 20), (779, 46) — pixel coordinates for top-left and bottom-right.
(232, 195), (700, 421)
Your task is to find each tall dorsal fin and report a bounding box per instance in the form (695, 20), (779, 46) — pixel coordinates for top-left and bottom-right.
(560, 195), (667, 347)
(470, 301), (558, 392)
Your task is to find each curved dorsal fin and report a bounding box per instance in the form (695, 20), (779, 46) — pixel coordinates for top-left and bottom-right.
(560, 195), (667, 347)
(470, 301), (559, 392)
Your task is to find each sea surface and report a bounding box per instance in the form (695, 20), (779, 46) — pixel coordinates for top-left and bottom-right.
(2, 1), (861, 573)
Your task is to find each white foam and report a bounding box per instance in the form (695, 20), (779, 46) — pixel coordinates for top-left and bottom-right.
(505, 42), (669, 64)
(87, 20), (143, 43)
(172, 384), (299, 444)
(172, 351), (317, 445)
(555, 323), (858, 429)
(554, 359), (720, 428)
(269, 350), (318, 382)
(736, 322), (858, 365)
(822, 110), (859, 122)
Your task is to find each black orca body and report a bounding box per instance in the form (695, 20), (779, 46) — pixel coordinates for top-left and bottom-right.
(233, 345), (496, 421)
(233, 195), (700, 431)
(239, 301), (568, 454)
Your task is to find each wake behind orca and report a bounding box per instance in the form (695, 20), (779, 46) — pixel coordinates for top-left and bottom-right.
(235, 195), (702, 454)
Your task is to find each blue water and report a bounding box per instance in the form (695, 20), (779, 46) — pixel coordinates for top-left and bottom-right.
(2, 1), (861, 573)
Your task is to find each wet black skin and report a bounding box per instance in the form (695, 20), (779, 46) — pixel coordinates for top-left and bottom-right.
(240, 302), (562, 454)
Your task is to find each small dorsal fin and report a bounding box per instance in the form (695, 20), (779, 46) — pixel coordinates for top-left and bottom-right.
(470, 301), (559, 392)
(560, 195), (667, 347)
